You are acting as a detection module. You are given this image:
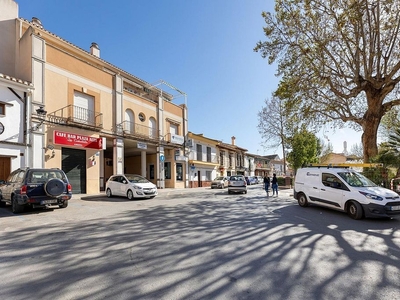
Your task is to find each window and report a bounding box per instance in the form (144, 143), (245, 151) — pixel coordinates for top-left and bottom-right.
(176, 163), (183, 181)
(124, 109), (135, 134)
(207, 147), (211, 162)
(220, 151), (224, 165)
(0, 103), (5, 115)
(206, 171), (212, 181)
(74, 91), (95, 125)
(196, 144), (202, 161)
(138, 112), (145, 122)
(164, 162), (171, 179)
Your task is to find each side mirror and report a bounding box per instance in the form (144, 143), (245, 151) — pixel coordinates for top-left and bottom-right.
(122, 180), (127, 184)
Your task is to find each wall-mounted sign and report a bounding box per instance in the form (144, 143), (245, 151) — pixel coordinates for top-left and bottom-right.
(171, 134), (184, 145)
(137, 142), (147, 149)
(54, 130), (103, 150)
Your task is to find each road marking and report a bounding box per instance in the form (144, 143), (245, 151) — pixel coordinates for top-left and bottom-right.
(295, 215), (312, 222)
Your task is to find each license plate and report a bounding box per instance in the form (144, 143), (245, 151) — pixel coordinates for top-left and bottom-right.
(41, 200), (58, 205)
(391, 205), (400, 211)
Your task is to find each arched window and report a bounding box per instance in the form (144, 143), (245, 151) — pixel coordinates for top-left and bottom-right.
(124, 109), (135, 134)
(149, 117), (156, 139)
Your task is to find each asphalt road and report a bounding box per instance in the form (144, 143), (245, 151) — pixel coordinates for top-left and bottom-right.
(0, 185), (399, 300)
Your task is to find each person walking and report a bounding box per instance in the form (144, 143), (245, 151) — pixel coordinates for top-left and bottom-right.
(263, 175), (270, 197)
(272, 173), (278, 196)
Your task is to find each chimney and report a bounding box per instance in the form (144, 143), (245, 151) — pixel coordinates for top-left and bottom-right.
(90, 42), (100, 57)
(231, 136), (236, 146)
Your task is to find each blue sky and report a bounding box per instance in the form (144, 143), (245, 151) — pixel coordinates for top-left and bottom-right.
(16, 0), (361, 155)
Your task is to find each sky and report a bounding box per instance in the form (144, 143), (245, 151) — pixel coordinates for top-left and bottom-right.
(16, 0), (362, 156)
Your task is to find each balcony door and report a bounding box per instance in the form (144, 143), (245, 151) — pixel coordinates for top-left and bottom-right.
(74, 91), (95, 125)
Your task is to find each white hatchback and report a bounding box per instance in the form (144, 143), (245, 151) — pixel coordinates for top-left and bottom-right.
(106, 174), (158, 200)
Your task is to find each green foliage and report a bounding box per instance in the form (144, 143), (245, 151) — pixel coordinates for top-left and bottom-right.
(255, 0), (400, 162)
(286, 126), (319, 172)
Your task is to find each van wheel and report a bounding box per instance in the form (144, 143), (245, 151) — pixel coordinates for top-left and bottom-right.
(298, 193), (308, 207)
(348, 201), (363, 220)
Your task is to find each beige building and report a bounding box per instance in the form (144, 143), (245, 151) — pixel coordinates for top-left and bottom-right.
(187, 132), (220, 188)
(218, 136), (248, 177)
(0, 0), (188, 193)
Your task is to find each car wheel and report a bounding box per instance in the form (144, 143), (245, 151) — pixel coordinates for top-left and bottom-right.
(0, 199), (6, 207)
(347, 201), (363, 220)
(298, 193), (309, 207)
(228, 190), (231, 194)
(106, 188), (112, 198)
(244, 191), (247, 194)
(45, 178), (65, 197)
(127, 189), (134, 200)
(11, 196), (24, 214)
(59, 200), (68, 208)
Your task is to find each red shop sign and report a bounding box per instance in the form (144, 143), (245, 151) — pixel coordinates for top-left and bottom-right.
(54, 130), (103, 150)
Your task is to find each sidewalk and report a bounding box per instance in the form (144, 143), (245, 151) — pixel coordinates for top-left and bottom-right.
(76, 186), (293, 200)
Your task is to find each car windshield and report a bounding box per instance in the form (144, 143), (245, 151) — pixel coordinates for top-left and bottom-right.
(125, 174), (150, 183)
(214, 177), (224, 180)
(337, 171), (377, 187)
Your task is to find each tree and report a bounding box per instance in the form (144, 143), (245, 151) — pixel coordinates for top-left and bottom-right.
(318, 139), (334, 163)
(286, 126), (319, 172)
(257, 95), (297, 174)
(254, 0), (400, 162)
(349, 143), (364, 158)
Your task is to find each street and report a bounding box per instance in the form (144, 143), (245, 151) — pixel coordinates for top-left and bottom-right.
(0, 185), (399, 300)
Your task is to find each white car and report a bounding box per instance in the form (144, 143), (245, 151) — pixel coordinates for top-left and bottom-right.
(106, 174), (158, 200)
(228, 175), (247, 194)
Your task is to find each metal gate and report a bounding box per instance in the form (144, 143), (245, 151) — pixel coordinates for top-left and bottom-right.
(62, 148), (86, 194)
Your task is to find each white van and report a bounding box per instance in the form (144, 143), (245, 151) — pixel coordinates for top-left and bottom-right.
(294, 166), (400, 219)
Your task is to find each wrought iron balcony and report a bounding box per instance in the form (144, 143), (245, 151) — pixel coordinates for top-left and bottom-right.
(118, 120), (159, 141)
(47, 105), (103, 130)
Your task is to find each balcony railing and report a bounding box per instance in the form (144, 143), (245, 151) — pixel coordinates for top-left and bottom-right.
(119, 120), (159, 141)
(47, 105), (103, 130)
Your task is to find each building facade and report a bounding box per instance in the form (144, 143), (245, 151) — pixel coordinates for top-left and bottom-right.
(0, 0), (188, 193)
(187, 132), (220, 188)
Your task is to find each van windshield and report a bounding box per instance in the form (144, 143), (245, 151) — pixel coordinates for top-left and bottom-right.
(337, 171), (377, 187)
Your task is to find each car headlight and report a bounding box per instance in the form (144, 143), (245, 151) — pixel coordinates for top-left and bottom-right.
(359, 191), (383, 201)
(133, 186), (143, 190)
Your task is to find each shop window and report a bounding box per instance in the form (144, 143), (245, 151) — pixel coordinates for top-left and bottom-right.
(164, 162), (171, 179)
(150, 165), (154, 180)
(176, 163), (183, 181)
(206, 171), (212, 181)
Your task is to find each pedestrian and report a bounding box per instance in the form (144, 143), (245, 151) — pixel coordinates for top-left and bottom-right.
(272, 173), (278, 196)
(263, 175), (270, 197)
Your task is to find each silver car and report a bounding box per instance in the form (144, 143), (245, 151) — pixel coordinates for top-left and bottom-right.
(211, 176), (229, 189)
(228, 175), (247, 194)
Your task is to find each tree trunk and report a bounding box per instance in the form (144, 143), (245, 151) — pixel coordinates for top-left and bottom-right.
(362, 112), (380, 162)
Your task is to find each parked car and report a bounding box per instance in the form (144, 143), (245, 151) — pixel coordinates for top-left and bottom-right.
(245, 176), (256, 185)
(0, 168), (72, 213)
(211, 176), (229, 189)
(228, 175), (247, 194)
(106, 174), (158, 200)
(294, 166), (400, 219)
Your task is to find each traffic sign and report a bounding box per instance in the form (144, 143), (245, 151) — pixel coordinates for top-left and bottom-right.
(160, 155), (165, 162)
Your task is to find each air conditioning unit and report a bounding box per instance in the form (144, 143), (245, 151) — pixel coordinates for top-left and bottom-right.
(186, 139), (193, 147)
